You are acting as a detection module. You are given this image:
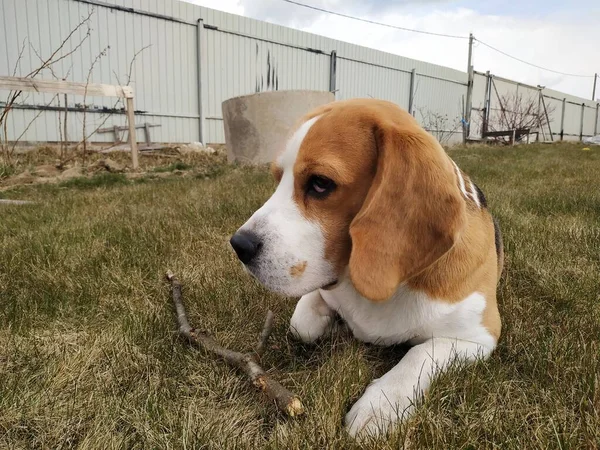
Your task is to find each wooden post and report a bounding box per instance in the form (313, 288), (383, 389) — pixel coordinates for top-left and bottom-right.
(144, 122), (152, 144)
(126, 97), (139, 169)
(540, 94), (554, 142)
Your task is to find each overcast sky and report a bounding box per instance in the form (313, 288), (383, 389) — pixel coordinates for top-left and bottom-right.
(184, 0), (599, 100)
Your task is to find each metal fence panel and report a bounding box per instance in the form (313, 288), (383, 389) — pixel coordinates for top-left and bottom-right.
(1, 0), (597, 146)
(203, 26), (330, 140)
(336, 58), (411, 107)
(1, 0), (200, 143)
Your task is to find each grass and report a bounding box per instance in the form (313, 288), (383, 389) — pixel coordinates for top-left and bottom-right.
(1, 142), (599, 449)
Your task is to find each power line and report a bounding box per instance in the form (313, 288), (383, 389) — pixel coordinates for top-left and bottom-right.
(279, 0), (595, 79)
(279, 0), (468, 40)
(474, 38), (594, 78)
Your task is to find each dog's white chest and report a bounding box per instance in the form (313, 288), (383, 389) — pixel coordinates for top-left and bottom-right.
(320, 278), (492, 347)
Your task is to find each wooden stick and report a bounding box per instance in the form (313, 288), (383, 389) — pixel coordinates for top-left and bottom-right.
(165, 271), (304, 417)
(0, 199), (35, 205)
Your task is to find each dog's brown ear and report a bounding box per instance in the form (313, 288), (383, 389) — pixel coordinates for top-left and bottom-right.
(349, 124), (466, 302)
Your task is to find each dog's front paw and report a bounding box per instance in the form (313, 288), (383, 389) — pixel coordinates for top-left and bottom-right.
(289, 307), (332, 343)
(289, 291), (334, 343)
(345, 379), (414, 439)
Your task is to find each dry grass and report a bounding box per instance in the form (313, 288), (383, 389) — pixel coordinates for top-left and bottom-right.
(1, 142), (599, 449)
(0, 145), (228, 191)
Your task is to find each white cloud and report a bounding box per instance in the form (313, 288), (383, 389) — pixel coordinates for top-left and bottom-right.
(186, 0), (599, 100)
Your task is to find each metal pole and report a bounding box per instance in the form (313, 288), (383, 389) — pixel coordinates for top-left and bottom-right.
(196, 19), (205, 145)
(463, 33), (474, 144)
(580, 103), (585, 141)
(408, 68), (416, 116)
(482, 70), (491, 137)
(541, 94), (553, 141)
(537, 88), (542, 141)
(595, 103), (599, 136)
(560, 98), (566, 141)
(592, 73), (597, 101)
(329, 50), (337, 95)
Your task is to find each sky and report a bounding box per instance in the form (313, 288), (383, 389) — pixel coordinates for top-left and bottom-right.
(184, 0), (599, 100)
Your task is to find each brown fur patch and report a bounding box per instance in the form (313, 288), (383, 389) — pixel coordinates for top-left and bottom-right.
(290, 261), (308, 278)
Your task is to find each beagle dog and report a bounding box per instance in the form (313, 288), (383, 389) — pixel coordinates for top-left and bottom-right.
(230, 99), (503, 439)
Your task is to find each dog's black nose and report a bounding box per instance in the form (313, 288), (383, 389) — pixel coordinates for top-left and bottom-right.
(230, 231), (262, 264)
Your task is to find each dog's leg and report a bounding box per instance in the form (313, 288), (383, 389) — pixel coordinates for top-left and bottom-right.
(289, 290), (335, 343)
(345, 337), (494, 439)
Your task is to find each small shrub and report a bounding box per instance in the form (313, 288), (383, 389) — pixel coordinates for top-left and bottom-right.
(0, 165), (16, 180)
(59, 173), (129, 190)
(152, 162), (192, 173)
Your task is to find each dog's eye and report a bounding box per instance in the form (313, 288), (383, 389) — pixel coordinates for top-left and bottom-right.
(307, 175), (336, 198)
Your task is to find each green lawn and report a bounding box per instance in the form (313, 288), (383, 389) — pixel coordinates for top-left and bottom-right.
(1, 143), (599, 449)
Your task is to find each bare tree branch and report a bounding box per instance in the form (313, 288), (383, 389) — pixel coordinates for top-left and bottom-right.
(480, 90), (556, 144)
(25, 9), (94, 79)
(81, 46), (110, 165)
(126, 45), (151, 85)
(416, 107), (462, 146)
(166, 271), (304, 417)
(9, 94), (60, 155)
(1, 10), (95, 165)
(11, 39), (28, 77)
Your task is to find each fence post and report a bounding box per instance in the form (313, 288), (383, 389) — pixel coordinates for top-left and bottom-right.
(329, 50), (337, 96)
(482, 70), (491, 137)
(408, 68), (416, 116)
(595, 103), (599, 136)
(196, 19), (205, 144)
(579, 103), (585, 141)
(560, 98), (566, 141)
(126, 97), (139, 170)
(463, 33), (474, 144)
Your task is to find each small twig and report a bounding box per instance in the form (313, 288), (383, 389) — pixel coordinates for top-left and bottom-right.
(255, 310), (274, 358)
(165, 271), (304, 417)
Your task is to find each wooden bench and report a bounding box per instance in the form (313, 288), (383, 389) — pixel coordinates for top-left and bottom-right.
(97, 122), (161, 145)
(482, 128), (531, 145)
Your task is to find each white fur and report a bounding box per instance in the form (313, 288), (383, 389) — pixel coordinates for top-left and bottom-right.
(236, 116), (336, 297)
(469, 179), (481, 208)
(452, 159), (481, 209)
(289, 290), (335, 343)
(345, 337), (491, 438)
(290, 278), (496, 439)
(239, 115), (496, 440)
(451, 160), (468, 200)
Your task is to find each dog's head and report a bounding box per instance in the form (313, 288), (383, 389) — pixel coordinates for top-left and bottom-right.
(230, 99), (466, 301)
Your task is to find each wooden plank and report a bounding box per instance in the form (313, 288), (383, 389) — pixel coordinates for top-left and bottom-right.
(97, 123), (160, 133)
(144, 123), (152, 144)
(126, 97), (139, 170)
(483, 129), (530, 138)
(0, 76), (134, 98)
